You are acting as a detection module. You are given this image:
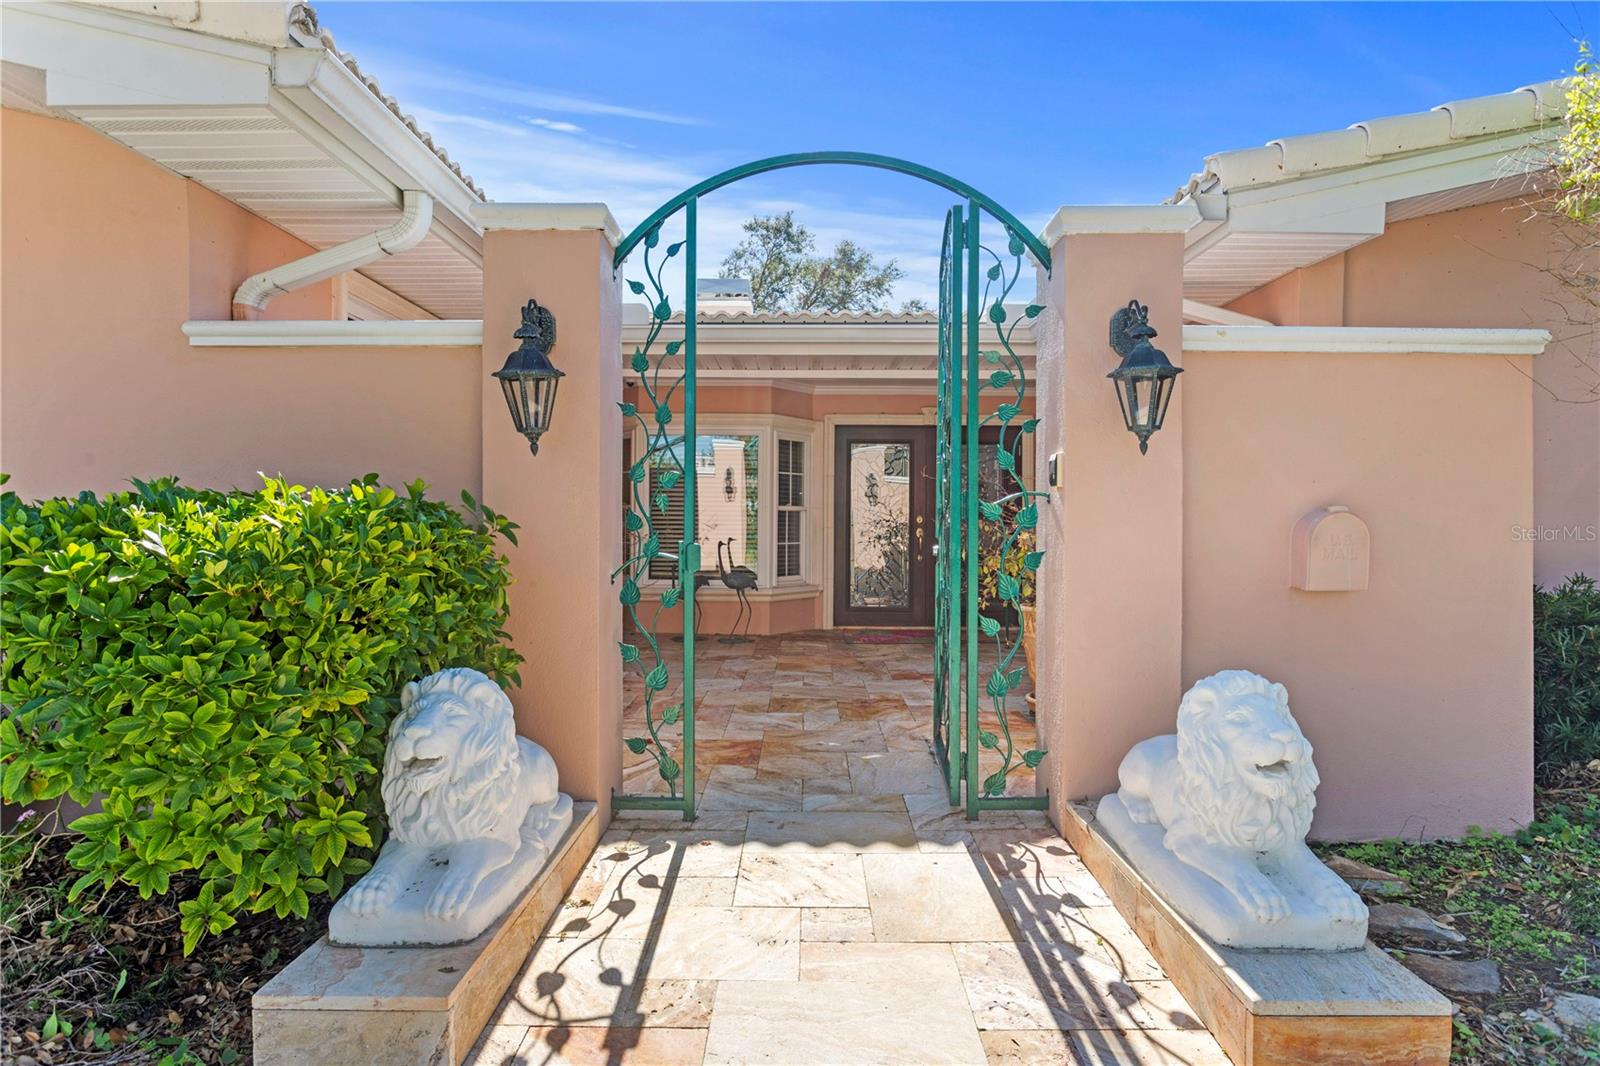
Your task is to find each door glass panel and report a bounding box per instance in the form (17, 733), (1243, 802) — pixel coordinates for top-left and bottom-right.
(848, 442), (911, 608)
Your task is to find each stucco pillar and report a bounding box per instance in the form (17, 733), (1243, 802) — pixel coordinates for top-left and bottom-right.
(1032, 205), (1196, 828)
(475, 203), (624, 825)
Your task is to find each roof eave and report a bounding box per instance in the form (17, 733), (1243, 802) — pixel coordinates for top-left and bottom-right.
(271, 47), (482, 264)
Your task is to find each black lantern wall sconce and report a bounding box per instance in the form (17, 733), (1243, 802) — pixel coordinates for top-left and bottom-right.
(1107, 299), (1181, 455)
(723, 467), (736, 501)
(493, 299), (564, 455)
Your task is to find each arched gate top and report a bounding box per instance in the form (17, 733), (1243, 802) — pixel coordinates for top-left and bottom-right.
(612, 151), (1052, 271)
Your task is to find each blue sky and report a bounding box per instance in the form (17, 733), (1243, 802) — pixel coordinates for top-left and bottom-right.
(321, 1), (1587, 304)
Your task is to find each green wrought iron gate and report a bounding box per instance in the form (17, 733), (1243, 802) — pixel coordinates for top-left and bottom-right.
(610, 154), (1049, 820)
(929, 202), (1050, 817)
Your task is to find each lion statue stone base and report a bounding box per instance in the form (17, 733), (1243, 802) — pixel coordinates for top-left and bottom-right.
(1095, 670), (1366, 951)
(329, 668), (573, 947)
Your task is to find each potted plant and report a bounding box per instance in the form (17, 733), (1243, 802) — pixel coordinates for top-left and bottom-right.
(978, 527), (1038, 711)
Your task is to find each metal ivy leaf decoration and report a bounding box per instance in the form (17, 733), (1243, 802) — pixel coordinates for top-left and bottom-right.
(974, 228), (1048, 797)
(611, 224), (689, 795)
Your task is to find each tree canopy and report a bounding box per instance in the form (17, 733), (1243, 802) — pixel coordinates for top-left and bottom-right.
(720, 212), (919, 314)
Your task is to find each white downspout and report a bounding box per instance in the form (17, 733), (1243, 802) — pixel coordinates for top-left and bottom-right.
(232, 190), (434, 319)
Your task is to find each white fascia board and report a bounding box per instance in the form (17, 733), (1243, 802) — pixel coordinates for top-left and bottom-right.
(1186, 129), (1557, 259)
(4, 2), (270, 107)
(474, 202), (623, 242)
(271, 48), (483, 262)
(183, 319), (483, 348)
(1182, 325), (1550, 355)
(1041, 203), (1199, 243)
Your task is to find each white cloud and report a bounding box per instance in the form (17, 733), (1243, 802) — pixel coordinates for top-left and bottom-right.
(526, 117), (585, 134)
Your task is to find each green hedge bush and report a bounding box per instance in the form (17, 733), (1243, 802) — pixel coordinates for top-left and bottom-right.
(1, 476), (521, 952)
(1534, 574), (1600, 777)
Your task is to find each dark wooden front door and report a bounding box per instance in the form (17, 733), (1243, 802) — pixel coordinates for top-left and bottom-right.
(833, 426), (937, 627)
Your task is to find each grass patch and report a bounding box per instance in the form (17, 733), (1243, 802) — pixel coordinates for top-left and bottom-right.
(1319, 762), (1600, 1065)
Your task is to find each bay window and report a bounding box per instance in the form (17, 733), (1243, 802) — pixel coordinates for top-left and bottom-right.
(632, 415), (816, 589)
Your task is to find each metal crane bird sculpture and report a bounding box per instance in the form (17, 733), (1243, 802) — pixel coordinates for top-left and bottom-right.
(715, 538), (757, 644)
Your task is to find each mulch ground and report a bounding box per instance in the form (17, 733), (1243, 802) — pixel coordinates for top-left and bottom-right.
(1, 825), (327, 1065)
(1318, 762), (1600, 1065)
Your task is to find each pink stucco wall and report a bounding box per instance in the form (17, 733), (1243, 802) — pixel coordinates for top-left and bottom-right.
(0, 107), (481, 503)
(1229, 199), (1598, 586)
(1180, 347), (1535, 839)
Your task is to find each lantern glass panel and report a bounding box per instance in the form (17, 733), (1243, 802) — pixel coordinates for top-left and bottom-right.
(499, 377), (522, 433)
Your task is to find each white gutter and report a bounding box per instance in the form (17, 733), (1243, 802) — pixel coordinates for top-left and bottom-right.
(231, 190), (433, 318)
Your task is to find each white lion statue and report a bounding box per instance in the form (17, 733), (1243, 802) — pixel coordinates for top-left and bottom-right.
(328, 668), (573, 947)
(1096, 670), (1366, 950)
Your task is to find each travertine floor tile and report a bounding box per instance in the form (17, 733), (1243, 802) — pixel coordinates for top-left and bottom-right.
(801, 792), (907, 813)
(699, 766), (803, 813)
(952, 941), (1203, 1032)
(978, 1030), (1087, 1065)
(464, 1024), (530, 1066)
(862, 853), (1013, 942)
(734, 851), (869, 908)
(518, 1026), (711, 1066)
(799, 941), (961, 986)
(704, 977), (985, 1065)
(745, 811), (920, 854)
(496, 937), (714, 1029)
(800, 906), (875, 942)
(1068, 1028), (1231, 1066)
(651, 905), (802, 981)
(848, 750), (949, 794)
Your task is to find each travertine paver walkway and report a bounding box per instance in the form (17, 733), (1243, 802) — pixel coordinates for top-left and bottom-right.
(469, 632), (1228, 1065)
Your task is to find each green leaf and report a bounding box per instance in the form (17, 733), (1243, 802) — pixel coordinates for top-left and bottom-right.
(985, 670), (1011, 699)
(618, 402), (638, 418)
(658, 469), (682, 489)
(625, 510), (644, 532)
(1022, 749), (1046, 769)
(658, 755), (680, 781)
(660, 586), (682, 609)
(996, 403), (1019, 424)
(978, 615), (1001, 638)
(1022, 418), (1039, 434)
(630, 461), (648, 484)
(978, 500), (1002, 522)
(660, 704), (682, 725)
(1008, 232), (1026, 257)
(989, 303), (1007, 324)
(1022, 551), (1044, 571)
(655, 404), (673, 426)
(982, 770), (1009, 797)
(665, 340), (683, 356)
(997, 573), (1020, 602)
(978, 730), (999, 750)
(1016, 504), (1038, 532)
(618, 642), (640, 664)
(1024, 304), (1044, 319)
(654, 300), (672, 320)
(644, 663), (670, 691)
(625, 737), (651, 754)
(628, 280), (646, 295)
(619, 578), (641, 607)
(996, 449), (1016, 472)
(987, 264), (1002, 281)
(989, 370), (1013, 388)
(630, 350), (650, 373)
